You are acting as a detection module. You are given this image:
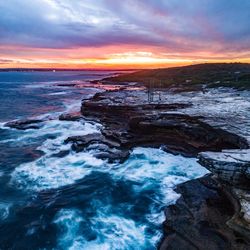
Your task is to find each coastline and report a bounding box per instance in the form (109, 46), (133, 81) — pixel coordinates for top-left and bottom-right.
(1, 71), (250, 249)
(1, 0), (250, 247)
(77, 81), (250, 249)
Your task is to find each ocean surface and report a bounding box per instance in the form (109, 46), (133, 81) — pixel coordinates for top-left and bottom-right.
(0, 71), (208, 249)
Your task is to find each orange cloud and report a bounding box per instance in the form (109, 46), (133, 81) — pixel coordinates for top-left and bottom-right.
(1, 45), (250, 70)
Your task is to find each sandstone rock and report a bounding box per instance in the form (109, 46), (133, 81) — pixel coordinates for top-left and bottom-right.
(226, 188), (250, 240)
(65, 133), (129, 163)
(160, 175), (250, 250)
(80, 88), (250, 248)
(65, 133), (103, 151)
(198, 149), (250, 241)
(93, 149), (129, 163)
(198, 149), (250, 188)
(4, 119), (44, 130)
(82, 90), (248, 157)
(58, 112), (83, 121)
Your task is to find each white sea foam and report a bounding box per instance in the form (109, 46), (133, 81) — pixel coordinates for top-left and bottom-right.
(47, 91), (69, 96)
(88, 214), (148, 250)
(10, 119), (102, 190)
(12, 144), (207, 208)
(50, 147), (209, 250)
(11, 151), (103, 191)
(0, 202), (11, 220)
(3, 119), (101, 145)
(53, 209), (85, 250)
(9, 114), (209, 249)
(64, 100), (82, 113)
(4, 74), (246, 249)
(36, 120), (101, 154)
(111, 147), (209, 233)
(54, 208), (149, 250)
(23, 81), (58, 89)
(0, 122), (6, 129)
(114, 147), (208, 205)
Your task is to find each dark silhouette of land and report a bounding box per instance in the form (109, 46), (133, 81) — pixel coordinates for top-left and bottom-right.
(104, 63), (250, 90)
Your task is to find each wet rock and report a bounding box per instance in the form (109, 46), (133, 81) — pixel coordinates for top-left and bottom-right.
(198, 149), (250, 241)
(50, 150), (70, 158)
(246, 168), (250, 179)
(227, 188), (250, 240)
(93, 149), (129, 163)
(65, 133), (120, 151)
(160, 175), (250, 250)
(87, 143), (110, 152)
(4, 119), (44, 130)
(58, 112), (83, 121)
(198, 149), (250, 188)
(65, 133), (103, 152)
(65, 133), (129, 163)
(81, 90), (248, 157)
(81, 88), (250, 247)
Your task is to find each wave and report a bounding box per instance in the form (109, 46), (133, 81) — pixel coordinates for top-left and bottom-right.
(0, 201), (10, 221)
(26, 147), (208, 250)
(53, 208), (151, 250)
(10, 119), (102, 190)
(2, 80), (210, 249)
(47, 91), (70, 96)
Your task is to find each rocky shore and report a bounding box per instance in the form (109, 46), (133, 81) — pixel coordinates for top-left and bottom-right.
(5, 83), (250, 249)
(78, 86), (250, 249)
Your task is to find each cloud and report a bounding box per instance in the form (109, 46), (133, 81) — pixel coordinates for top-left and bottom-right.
(0, 0), (249, 57)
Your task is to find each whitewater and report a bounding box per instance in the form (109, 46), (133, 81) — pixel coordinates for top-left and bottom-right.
(0, 71), (208, 249)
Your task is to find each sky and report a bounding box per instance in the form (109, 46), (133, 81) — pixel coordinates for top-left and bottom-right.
(0, 0), (250, 69)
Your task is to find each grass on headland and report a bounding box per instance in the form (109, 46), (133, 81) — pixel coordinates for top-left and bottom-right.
(103, 63), (250, 90)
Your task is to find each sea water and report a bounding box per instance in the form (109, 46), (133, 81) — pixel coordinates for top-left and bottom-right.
(0, 71), (208, 249)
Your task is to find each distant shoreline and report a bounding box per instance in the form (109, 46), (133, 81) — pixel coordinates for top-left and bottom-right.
(0, 68), (139, 72)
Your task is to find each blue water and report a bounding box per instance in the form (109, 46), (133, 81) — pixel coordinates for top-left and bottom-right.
(0, 71), (208, 249)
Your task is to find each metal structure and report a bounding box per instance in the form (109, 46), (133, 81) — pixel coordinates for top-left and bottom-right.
(147, 79), (163, 103)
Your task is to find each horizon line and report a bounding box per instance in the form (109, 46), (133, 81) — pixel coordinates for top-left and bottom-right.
(0, 62), (249, 72)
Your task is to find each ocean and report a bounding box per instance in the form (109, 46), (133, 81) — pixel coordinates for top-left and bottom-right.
(0, 71), (208, 249)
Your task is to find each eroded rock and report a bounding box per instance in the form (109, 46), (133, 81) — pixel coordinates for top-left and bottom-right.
(65, 133), (129, 163)
(58, 112), (83, 121)
(198, 149), (250, 243)
(80, 88), (250, 248)
(4, 119), (44, 130)
(226, 188), (250, 240)
(81, 90), (248, 157)
(160, 175), (250, 250)
(198, 149), (250, 188)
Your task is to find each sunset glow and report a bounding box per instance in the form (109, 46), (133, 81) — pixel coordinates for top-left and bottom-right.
(1, 0), (250, 69)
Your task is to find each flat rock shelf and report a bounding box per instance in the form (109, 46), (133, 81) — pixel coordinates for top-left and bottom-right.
(77, 86), (250, 249)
